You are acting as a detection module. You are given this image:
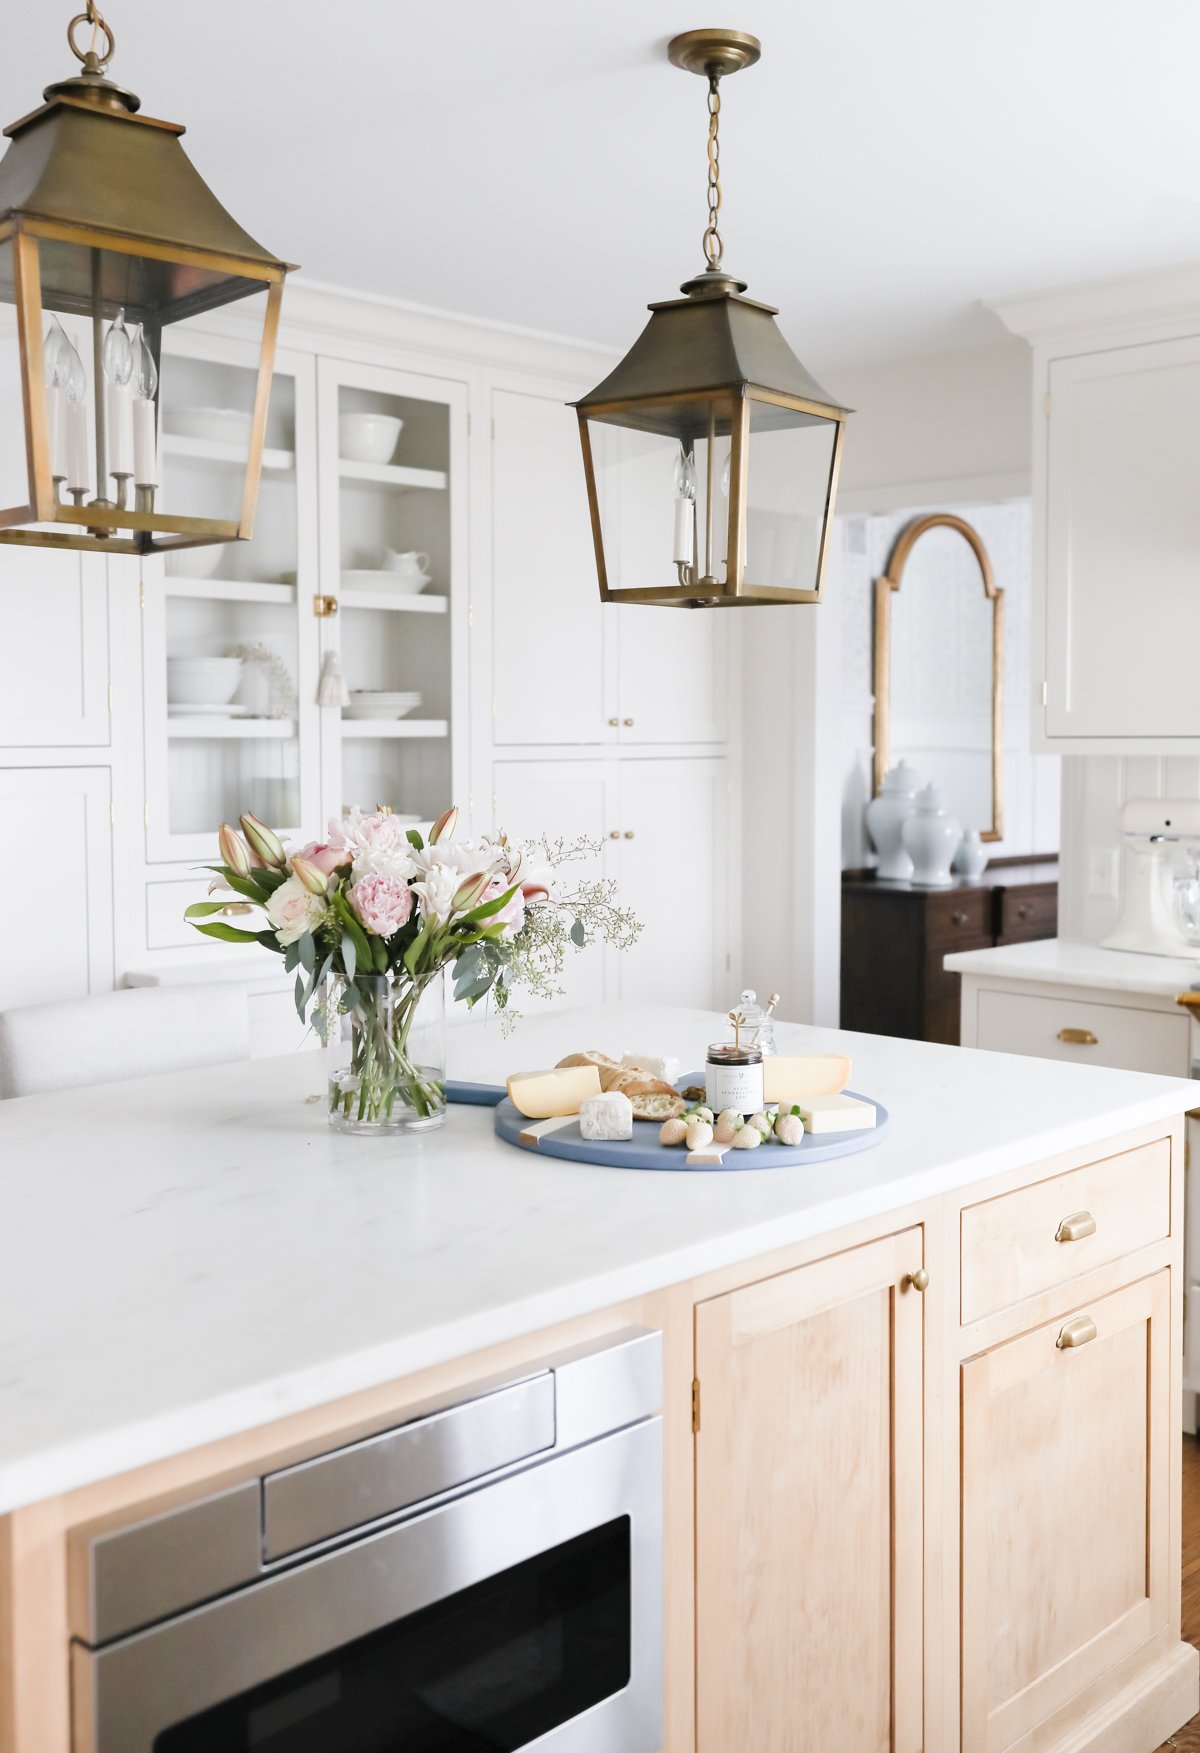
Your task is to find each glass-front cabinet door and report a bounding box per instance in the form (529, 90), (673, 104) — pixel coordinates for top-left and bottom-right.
(316, 358), (469, 832)
(142, 335), (320, 864)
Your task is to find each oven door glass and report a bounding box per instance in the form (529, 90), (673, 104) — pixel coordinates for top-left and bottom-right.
(154, 1517), (632, 1751)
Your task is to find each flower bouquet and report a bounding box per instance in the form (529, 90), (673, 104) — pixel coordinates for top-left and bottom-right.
(187, 805), (641, 1135)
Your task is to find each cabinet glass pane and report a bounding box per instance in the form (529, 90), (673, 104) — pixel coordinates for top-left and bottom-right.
(167, 735), (300, 837)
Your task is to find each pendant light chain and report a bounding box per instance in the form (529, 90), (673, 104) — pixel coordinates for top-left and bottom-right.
(702, 74), (724, 269)
(67, 1), (115, 69)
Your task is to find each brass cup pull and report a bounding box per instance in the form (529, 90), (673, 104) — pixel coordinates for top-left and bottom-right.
(221, 902), (253, 917)
(903, 1267), (929, 1294)
(1055, 1210), (1096, 1244)
(1176, 992), (1200, 1010)
(1056, 1315), (1097, 1350)
(1057, 1027), (1098, 1046)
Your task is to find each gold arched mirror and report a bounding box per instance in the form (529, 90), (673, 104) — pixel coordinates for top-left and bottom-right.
(873, 513), (1004, 842)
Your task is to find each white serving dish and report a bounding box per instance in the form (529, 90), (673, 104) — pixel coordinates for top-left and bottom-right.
(169, 408), (254, 447)
(167, 703), (251, 718)
(164, 546), (223, 580)
(343, 699), (421, 721)
(341, 569), (429, 596)
(167, 656), (243, 706)
(339, 413), (403, 465)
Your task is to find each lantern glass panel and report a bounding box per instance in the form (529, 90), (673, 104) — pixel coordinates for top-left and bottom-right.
(586, 392), (737, 593)
(22, 235), (274, 537)
(0, 238), (30, 517)
(743, 396), (840, 594)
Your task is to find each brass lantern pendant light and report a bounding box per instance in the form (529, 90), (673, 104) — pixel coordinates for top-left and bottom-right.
(0, 3), (295, 557)
(575, 28), (849, 608)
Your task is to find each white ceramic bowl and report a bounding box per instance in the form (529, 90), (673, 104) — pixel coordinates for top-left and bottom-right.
(170, 408), (254, 447)
(341, 569), (430, 596)
(167, 656), (243, 706)
(339, 413), (403, 466)
(165, 546), (223, 580)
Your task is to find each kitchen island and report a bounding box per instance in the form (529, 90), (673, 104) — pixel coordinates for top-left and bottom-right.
(2, 1002), (1197, 1753)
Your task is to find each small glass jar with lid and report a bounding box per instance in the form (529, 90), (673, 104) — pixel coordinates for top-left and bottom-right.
(734, 988), (778, 1056)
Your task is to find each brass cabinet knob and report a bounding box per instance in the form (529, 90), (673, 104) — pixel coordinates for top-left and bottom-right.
(1017, 902), (1032, 920)
(1056, 1314), (1097, 1350)
(608, 717), (619, 727)
(312, 594), (339, 618)
(609, 829), (620, 840)
(1055, 1210), (1096, 1244)
(623, 717), (634, 727)
(952, 910), (969, 926)
(624, 830), (635, 839)
(1056, 1027), (1098, 1046)
(903, 1267), (929, 1294)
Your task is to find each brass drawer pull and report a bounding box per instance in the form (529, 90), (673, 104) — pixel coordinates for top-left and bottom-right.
(903, 1267), (929, 1294)
(1057, 1027), (1098, 1046)
(1055, 1210), (1096, 1244)
(1056, 1315), (1097, 1350)
(1176, 992), (1200, 1010)
(221, 902), (253, 917)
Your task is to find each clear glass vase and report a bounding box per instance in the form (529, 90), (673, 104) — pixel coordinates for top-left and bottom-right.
(325, 968), (447, 1136)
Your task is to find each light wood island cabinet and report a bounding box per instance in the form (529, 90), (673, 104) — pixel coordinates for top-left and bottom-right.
(1, 1120), (1194, 1753)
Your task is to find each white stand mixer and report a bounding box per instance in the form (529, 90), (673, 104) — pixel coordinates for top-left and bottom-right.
(1102, 798), (1200, 958)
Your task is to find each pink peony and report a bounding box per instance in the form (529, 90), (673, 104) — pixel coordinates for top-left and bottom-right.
(350, 871), (414, 938)
(297, 839), (352, 877)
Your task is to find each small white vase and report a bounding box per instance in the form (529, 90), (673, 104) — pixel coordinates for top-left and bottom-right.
(953, 827), (989, 880)
(902, 784), (963, 888)
(866, 759), (924, 881)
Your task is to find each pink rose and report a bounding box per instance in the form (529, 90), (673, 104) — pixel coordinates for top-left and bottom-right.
(486, 873), (526, 940)
(297, 840), (352, 877)
(350, 871), (414, 938)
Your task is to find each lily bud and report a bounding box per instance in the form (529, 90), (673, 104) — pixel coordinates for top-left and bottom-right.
(218, 822), (252, 877)
(430, 804), (459, 845)
(290, 853), (328, 896)
(452, 870), (492, 913)
(240, 810), (286, 869)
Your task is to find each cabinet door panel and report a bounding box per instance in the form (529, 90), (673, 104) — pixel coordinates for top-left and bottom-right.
(696, 1229), (926, 1753)
(0, 768), (113, 1006)
(616, 758), (727, 1009)
(491, 391), (610, 746)
(961, 1271), (1170, 1752)
(0, 549), (109, 747)
(1046, 337), (1200, 738)
(615, 604), (726, 745)
(489, 759), (615, 1009)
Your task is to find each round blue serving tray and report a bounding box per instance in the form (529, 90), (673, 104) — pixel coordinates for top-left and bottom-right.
(493, 1076), (890, 1172)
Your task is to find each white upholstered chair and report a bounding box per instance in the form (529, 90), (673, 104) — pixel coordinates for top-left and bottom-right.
(0, 985), (250, 1099)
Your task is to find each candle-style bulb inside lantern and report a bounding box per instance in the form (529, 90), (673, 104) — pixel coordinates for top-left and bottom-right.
(43, 316), (69, 389)
(102, 308), (133, 386)
(673, 443), (697, 568)
(721, 454), (731, 497)
(133, 325), (158, 401)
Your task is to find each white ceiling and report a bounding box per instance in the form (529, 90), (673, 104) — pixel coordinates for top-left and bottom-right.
(4, 1), (1200, 372)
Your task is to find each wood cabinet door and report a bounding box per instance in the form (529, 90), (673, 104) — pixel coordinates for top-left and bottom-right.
(695, 1229), (927, 1753)
(961, 1271), (1171, 1753)
(1045, 335), (1200, 740)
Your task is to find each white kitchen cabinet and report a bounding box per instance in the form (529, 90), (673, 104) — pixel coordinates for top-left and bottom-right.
(489, 388), (728, 750)
(0, 767), (113, 1007)
(490, 755), (731, 1011)
(0, 550), (110, 750)
(992, 268), (1200, 751)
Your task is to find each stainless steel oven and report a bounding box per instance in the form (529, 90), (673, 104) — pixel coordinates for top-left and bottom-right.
(70, 1328), (662, 1753)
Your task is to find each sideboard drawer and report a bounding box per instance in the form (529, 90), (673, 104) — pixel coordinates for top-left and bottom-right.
(975, 988), (1192, 1076)
(997, 884), (1057, 944)
(961, 1139), (1172, 1324)
(927, 888), (992, 945)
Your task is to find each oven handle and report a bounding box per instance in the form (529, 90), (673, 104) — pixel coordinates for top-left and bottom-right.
(73, 1418), (663, 1753)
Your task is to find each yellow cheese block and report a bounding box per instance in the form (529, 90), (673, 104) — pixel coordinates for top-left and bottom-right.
(762, 1054), (851, 1105)
(795, 1093), (876, 1135)
(506, 1065), (602, 1119)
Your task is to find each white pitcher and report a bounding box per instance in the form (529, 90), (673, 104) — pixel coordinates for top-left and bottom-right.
(383, 548), (431, 582)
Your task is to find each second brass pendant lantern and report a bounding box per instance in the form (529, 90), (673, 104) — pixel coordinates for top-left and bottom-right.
(574, 28), (849, 608)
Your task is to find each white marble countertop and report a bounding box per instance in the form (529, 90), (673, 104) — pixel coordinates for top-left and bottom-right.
(944, 936), (1200, 998)
(1, 1001), (1195, 1513)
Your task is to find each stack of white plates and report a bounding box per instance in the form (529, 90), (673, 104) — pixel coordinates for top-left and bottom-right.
(344, 690), (422, 721)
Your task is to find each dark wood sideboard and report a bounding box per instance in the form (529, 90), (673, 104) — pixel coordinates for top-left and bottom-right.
(840, 859), (1059, 1046)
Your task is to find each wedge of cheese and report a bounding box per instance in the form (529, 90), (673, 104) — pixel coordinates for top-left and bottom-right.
(793, 1093), (876, 1135)
(762, 1054), (851, 1105)
(506, 1065), (602, 1120)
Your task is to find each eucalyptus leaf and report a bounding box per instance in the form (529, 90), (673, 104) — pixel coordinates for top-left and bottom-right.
(339, 982), (360, 1014)
(570, 918), (587, 947)
(298, 932), (316, 975)
(283, 940), (301, 974)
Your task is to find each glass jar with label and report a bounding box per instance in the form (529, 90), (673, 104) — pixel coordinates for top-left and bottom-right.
(705, 1042), (765, 1115)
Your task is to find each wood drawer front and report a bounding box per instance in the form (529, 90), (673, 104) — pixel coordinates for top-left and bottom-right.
(927, 887), (992, 945)
(961, 1140), (1171, 1325)
(975, 987), (1192, 1076)
(997, 884), (1057, 944)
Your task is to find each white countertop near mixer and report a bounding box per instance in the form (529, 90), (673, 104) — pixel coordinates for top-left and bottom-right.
(944, 936), (1200, 997)
(1, 1001), (1195, 1513)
